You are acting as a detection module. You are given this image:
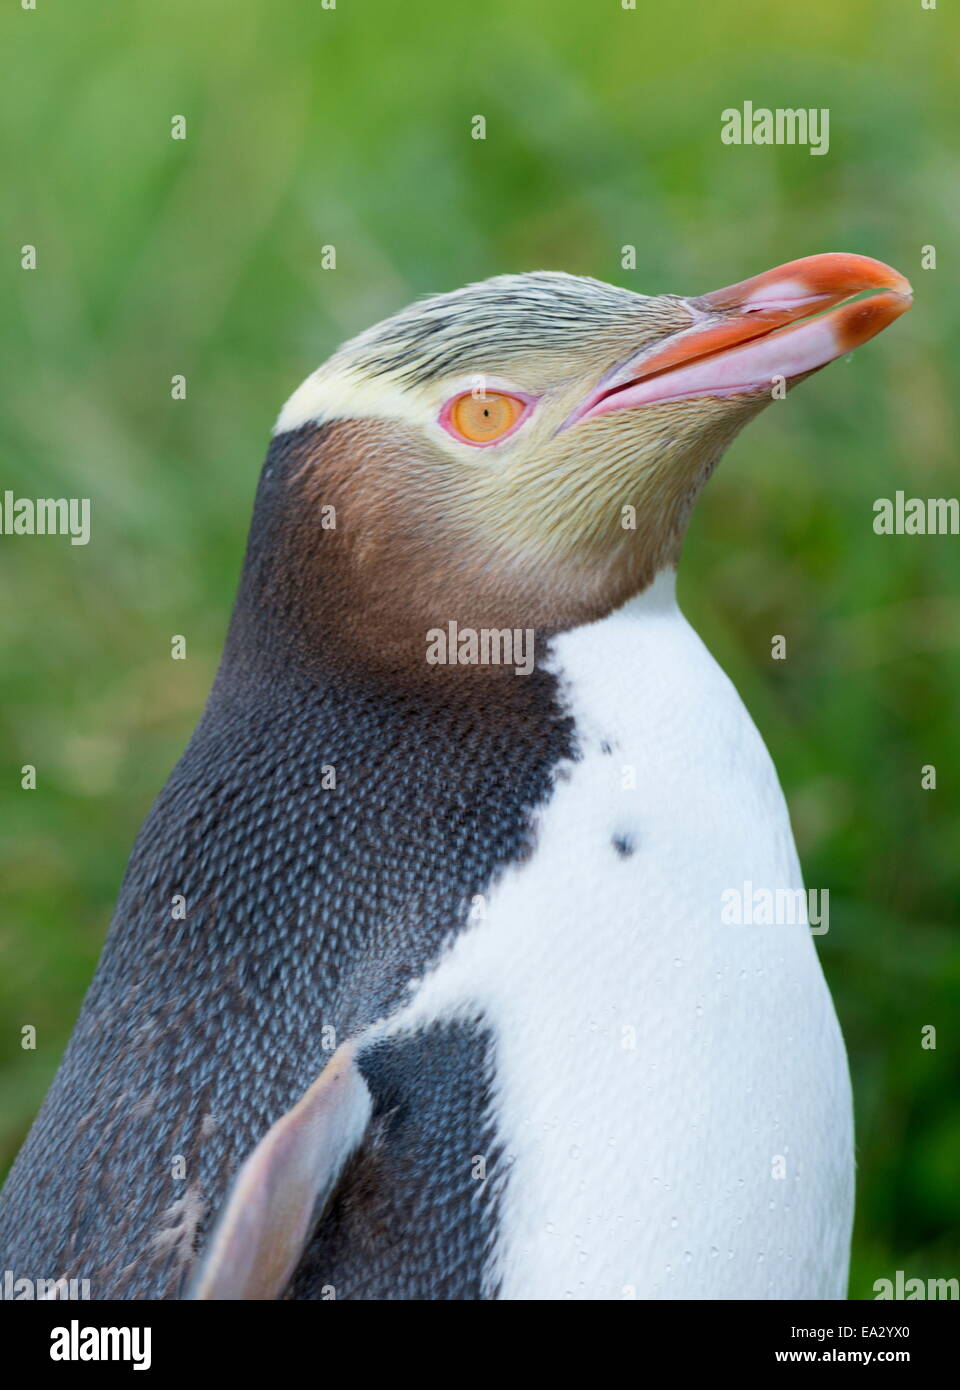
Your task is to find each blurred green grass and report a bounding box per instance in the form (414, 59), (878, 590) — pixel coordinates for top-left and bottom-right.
(0, 0), (957, 1298)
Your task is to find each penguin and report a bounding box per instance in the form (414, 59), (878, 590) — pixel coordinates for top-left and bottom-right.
(0, 253), (911, 1301)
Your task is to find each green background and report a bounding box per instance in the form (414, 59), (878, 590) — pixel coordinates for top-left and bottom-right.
(0, 0), (956, 1298)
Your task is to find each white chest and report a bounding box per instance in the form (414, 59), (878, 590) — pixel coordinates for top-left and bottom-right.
(394, 572), (853, 1300)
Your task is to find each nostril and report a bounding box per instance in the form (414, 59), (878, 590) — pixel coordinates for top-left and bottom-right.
(739, 292), (830, 315)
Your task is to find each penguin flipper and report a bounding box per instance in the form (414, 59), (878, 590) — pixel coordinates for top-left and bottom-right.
(190, 1040), (372, 1300)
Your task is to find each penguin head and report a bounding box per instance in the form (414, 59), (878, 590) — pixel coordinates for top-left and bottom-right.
(248, 257), (910, 674)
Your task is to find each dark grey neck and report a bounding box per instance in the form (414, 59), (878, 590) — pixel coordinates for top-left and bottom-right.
(0, 453), (576, 1294)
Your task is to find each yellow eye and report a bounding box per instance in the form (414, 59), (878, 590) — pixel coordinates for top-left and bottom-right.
(446, 391), (527, 444)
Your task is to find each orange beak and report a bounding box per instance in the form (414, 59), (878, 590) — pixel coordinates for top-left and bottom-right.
(573, 253), (912, 423)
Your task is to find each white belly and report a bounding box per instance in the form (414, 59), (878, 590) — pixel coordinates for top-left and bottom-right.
(393, 571), (854, 1300)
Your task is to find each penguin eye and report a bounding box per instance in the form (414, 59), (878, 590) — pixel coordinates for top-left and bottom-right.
(441, 391), (531, 446)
